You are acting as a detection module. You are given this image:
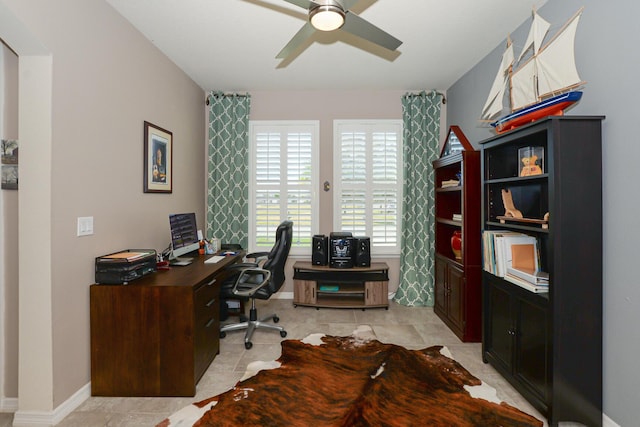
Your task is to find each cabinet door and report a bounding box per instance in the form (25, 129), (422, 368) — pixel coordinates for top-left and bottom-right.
(485, 279), (513, 372)
(434, 256), (447, 316)
(447, 263), (465, 332)
(294, 280), (316, 304)
(514, 296), (548, 402)
(365, 281), (388, 305)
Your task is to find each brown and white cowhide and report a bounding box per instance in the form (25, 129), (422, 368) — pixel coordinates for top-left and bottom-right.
(157, 326), (542, 427)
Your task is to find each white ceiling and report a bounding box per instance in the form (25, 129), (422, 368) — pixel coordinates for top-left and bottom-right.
(106, 0), (547, 92)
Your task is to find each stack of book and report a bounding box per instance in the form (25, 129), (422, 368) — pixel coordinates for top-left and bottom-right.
(505, 266), (549, 293)
(482, 230), (549, 293)
(441, 179), (460, 188)
(504, 242), (549, 293)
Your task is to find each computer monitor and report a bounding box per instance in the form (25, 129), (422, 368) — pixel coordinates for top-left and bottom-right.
(168, 212), (200, 260)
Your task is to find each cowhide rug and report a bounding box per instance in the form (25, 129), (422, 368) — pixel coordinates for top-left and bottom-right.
(157, 326), (542, 427)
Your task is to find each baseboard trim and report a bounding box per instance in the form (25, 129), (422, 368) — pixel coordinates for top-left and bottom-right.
(273, 291), (293, 299)
(604, 413), (620, 427)
(12, 382), (90, 427)
(0, 396), (18, 412)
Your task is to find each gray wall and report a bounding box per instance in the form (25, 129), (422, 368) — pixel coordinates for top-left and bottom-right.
(446, 0), (639, 425)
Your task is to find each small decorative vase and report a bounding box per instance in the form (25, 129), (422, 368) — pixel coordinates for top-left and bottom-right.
(451, 230), (462, 260)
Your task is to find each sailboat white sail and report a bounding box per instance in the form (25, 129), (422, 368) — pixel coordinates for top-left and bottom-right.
(516, 10), (550, 63)
(482, 40), (514, 120)
(535, 12), (583, 97)
(481, 8), (585, 132)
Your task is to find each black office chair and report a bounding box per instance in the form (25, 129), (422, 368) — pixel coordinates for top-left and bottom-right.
(219, 220), (292, 349)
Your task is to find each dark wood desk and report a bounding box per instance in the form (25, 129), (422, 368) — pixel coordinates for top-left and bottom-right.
(90, 252), (243, 397)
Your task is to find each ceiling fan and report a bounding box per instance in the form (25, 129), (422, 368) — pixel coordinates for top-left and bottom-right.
(276, 0), (402, 59)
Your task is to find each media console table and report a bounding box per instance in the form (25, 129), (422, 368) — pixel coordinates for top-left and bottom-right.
(90, 251), (243, 397)
(293, 261), (389, 309)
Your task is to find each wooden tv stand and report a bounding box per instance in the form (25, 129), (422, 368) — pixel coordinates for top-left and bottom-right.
(293, 261), (389, 309)
(90, 251), (243, 397)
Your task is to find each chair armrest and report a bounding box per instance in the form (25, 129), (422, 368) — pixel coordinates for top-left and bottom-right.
(231, 268), (272, 297)
(224, 262), (259, 272)
(245, 251), (270, 261)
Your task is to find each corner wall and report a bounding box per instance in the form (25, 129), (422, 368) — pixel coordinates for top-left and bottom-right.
(0, 37), (19, 408)
(445, 0), (639, 425)
(1, 0), (207, 419)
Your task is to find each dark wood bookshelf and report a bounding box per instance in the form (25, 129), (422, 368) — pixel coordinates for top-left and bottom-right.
(480, 116), (604, 426)
(433, 126), (481, 342)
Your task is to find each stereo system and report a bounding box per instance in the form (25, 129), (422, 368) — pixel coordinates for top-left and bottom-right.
(312, 232), (371, 268)
(329, 232), (354, 268)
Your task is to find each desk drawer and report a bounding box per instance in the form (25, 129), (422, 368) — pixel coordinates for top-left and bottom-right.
(194, 276), (220, 380)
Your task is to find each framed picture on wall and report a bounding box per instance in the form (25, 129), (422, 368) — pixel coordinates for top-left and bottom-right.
(1, 139), (19, 190)
(143, 121), (172, 193)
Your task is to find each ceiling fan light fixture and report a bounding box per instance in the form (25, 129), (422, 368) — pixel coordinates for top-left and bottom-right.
(309, 4), (345, 32)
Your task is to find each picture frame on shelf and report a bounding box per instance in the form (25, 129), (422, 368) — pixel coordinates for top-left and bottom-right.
(143, 121), (172, 193)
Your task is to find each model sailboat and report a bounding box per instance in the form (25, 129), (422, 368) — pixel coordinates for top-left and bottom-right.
(481, 8), (585, 133)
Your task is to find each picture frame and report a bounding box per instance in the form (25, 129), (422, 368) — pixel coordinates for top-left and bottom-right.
(1, 139), (19, 190)
(143, 121), (172, 193)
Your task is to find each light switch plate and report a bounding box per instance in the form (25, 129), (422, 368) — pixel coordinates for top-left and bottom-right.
(77, 216), (94, 236)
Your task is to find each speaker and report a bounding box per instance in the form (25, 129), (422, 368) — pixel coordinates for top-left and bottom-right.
(312, 234), (328, 265)
(354, 237), (371, 267)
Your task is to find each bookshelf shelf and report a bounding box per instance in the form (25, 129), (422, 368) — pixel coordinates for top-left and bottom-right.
(480, 116), (604, 426)
(433, 126), (481, 342)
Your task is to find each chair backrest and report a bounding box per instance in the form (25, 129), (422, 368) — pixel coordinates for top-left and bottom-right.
(262, 220), (293, 294)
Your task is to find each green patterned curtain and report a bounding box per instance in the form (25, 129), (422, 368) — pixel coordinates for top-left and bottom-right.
(206, 91), (251, 248)
(394, 90), (443, 306)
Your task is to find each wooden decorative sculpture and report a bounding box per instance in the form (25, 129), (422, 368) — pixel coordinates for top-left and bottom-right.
(501, 189), (523, 218)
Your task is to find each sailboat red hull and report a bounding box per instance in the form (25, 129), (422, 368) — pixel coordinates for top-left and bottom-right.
(492, 91), (583, 133)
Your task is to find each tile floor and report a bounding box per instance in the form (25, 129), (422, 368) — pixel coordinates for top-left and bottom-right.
(1, 299), (547, 426)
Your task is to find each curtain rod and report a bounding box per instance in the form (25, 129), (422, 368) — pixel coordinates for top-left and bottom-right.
(206, 90), (446, 105)
(205, 92), (250, 105)
(403, 90), (446, 104)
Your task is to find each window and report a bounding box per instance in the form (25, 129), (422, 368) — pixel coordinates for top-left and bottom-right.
(249, 121), (319, 255)
(333, 120), (403, 255)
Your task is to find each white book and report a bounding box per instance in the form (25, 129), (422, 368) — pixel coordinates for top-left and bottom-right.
(493, 232), (518, 277)
(482, 230), (500, 274)
(506, 266), (549, 284)
(504, 273), (549, 293)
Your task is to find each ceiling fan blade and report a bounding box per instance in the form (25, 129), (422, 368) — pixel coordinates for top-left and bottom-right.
(341, 12), (402, 51)
(276, 22), (317, 59)
(281, 0), (315, 9)
(339, 0), (359, 10)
